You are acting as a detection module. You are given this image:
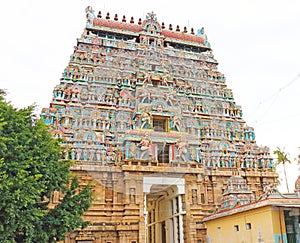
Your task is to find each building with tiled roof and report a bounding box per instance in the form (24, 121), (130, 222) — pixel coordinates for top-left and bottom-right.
(203, 187), (300, 243)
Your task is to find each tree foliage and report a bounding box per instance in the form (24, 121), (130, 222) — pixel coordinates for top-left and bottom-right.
(273, 147), (291, 193)
(0, 91), (93, 243)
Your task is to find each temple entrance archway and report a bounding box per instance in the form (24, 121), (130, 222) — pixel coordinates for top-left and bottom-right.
(143, 177), (185, 243)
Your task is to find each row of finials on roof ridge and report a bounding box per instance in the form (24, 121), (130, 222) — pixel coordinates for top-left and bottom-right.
(92, 10), (202, 35)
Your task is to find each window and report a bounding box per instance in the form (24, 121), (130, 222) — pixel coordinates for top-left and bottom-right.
(246, 223), (252, 230)
(152, 80), (159, 87)
(234, 225), (239, 232)
(153, 117), (167, 132)
(200, 193), (205, 204)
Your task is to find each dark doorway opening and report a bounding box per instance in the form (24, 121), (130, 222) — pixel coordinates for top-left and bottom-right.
(157, 143), (170, 163)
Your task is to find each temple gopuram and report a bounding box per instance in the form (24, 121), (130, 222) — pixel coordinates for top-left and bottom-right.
(41, 7), (278, 243)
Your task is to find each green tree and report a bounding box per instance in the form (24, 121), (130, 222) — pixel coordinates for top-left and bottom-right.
(273, 147), (291, 193)
(0, 91), (93, 243)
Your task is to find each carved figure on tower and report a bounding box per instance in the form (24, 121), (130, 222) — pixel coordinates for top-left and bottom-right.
(140, 111), (152, 129)
(138, 87), (152, 103)
(165, 87), (177, 106)
(162, 74), (169, 86)
(142, 72), (152, 86)
(85, 6), (95, 27)
(139, 133), (152, 160)
(171, 114), (181, 132)
(176, 139), (188, 162)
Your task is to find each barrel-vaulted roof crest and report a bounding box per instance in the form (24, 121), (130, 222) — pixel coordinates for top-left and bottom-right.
(142, 11), (162, 34)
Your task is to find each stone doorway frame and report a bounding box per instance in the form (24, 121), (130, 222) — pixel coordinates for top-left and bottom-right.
(143, 177), (185, 243)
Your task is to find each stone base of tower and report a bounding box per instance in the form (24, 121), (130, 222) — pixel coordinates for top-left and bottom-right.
(60, 161), (277, 243)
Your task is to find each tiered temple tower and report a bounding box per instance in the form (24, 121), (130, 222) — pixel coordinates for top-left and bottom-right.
(41, 7), (278, 243)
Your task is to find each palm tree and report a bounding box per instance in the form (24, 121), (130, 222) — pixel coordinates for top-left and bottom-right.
(273, 147), (291, 192)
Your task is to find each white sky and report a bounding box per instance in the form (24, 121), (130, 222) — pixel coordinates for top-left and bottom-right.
(1, 0), (299, 192)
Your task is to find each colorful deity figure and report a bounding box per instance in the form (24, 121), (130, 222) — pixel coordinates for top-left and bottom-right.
(189, 146), (197, 161)
(171, 115), (181, 132)
(76, 148), (82, 160)
(261, 183), (274, 199)
(83, 149), (88, 161)
(106, 147), (116, 163)
(176, 139), (188, 162)
(140, 111), (152, 129)
(196, 27), (209, 47)
(143, 72), (152, 86)
(139, 133), (152, 160)
(89, 148), (95, 161)
(269, 159), (274, 169)
(95, 149), (102, 162)
(165, 87), (177, 106)
(71, 148), (76, 160)
(138, 87), (152, 103)
(85, 6), (95, 28)
(161, 74), (169, 86)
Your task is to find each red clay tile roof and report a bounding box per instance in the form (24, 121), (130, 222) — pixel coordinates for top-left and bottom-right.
(202, 195), (300, 222)
(161, 30), (205, 44)
(92, 18), (205, 45)
(93, 18), (142, 32)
